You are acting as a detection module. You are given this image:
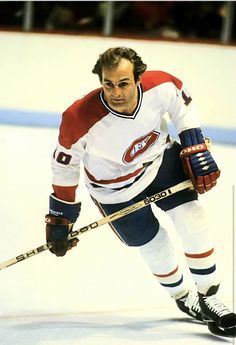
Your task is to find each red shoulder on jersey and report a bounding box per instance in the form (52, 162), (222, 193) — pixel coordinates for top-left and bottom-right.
(59, 88), (108, 149)
(141, 71), (182, 92)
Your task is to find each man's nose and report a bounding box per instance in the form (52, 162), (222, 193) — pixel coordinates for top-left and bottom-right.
(112, 86), (121, 97)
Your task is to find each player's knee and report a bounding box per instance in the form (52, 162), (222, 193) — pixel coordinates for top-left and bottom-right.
(139, 226), (176, 271)
(167, 200), (213, 251)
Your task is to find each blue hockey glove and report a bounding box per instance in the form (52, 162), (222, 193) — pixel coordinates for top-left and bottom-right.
(45, 194), (81, 257)
(179, 128), (220, 194)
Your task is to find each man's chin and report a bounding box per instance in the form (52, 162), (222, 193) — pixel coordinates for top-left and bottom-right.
(110, 102), (126, 112)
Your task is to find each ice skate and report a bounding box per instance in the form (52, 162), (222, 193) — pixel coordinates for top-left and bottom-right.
(176, 290), (203, 321)
(199, 285), (236, 337)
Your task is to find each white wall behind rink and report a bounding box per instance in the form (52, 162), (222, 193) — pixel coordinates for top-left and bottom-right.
(0, 31), (235, 129)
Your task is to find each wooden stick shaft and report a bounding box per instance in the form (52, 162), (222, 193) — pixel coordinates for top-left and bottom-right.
(0, 180), (193, 271)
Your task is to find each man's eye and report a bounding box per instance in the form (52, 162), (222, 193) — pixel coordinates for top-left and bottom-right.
(105, 82), (113, 88)
(119, 82), (128, 88)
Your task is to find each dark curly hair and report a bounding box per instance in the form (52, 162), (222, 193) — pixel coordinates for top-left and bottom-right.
(92, 47), (147, 83)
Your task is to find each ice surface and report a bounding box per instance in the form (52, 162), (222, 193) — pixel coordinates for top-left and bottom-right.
(1, 309), (232, 345)
(0, 125), (235, 344)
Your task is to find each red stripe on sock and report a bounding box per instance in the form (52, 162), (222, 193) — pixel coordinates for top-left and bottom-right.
(185, 248), (214, 259)
(154, 265), (179, 278)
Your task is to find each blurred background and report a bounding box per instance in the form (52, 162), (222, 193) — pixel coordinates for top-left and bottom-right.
(0, 1), (235, 44)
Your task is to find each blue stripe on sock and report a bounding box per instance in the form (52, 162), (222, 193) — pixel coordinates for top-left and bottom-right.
(160, 275), (183, 288)
(189, 265), (216, 275)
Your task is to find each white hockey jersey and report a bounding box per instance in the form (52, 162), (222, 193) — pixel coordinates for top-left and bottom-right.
(52, 71), (201, 203)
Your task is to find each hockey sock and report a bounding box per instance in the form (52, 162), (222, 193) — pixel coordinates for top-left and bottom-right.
(139, 226), (188, 298)
(167, 200), (220, 293)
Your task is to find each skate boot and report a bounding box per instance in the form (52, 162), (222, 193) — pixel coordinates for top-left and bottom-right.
(199, 285), (236, 337)
(176, 290), (203, 321)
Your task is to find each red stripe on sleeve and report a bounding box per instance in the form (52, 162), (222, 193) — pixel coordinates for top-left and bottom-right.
(52, 184), (78, 202)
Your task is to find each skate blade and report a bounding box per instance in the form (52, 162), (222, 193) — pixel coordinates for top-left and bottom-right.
(208, 322), (236, 338)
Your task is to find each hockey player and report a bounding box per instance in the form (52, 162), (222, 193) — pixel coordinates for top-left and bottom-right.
(45, 47), (236, 337)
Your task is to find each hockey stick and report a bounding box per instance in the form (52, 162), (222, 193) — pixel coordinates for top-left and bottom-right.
(0, 179), (193, 271)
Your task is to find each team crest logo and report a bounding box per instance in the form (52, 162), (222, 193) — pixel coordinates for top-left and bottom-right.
(123, 131), (160, 163)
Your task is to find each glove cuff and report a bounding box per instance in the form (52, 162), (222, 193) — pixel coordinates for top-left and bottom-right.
(179, 128), (205, 147)
(49, 194), (81, 223)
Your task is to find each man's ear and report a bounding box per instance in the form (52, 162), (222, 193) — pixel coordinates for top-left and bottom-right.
(136, 74), (142, 86)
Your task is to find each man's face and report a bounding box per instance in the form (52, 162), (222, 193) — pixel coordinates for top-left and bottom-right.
(101, 58), (141, 114)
